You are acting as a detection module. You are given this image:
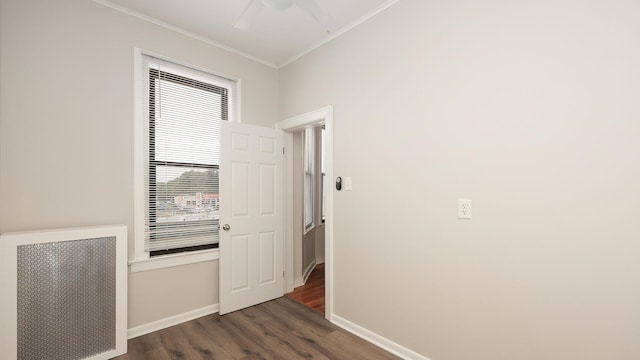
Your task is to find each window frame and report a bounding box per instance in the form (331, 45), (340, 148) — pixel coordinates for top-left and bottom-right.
(303, 128), (314, 233)
(321, 126), (325, 224)
(132, 49), (239, 270)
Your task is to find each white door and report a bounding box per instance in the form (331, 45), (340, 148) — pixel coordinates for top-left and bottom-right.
(219, 121), (284, 315)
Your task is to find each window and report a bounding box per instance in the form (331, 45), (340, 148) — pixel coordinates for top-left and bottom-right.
(321, 126), (325, 223)
(140, 55), (235, 257)
(304, 128), (314, 231)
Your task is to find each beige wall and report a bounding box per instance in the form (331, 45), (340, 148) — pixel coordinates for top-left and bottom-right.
(280, 0), (640, 359)
(302, 226), (316, 277)
(0, 0), (279, 328)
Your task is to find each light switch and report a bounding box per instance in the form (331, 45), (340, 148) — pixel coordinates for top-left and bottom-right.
(344, 176), (353, 191)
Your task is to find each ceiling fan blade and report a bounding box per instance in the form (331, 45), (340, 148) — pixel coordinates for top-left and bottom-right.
(294, 0), (336, 33)
(234, 0), (264, 30)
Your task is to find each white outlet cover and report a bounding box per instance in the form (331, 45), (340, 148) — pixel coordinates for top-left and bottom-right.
(458, 198), (472, 219)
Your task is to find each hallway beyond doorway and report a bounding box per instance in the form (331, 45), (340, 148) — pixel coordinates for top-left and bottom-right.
(286, 263), (325, 314)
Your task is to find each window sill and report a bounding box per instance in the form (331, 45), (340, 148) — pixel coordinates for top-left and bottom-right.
(129, 249), (219, 273)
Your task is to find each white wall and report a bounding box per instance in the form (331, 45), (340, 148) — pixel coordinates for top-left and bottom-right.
(0, 0), (279, 328)
(280, 0), (640, 359)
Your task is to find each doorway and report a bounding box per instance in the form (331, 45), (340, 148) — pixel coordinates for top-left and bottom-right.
(284, 126), (325, 314)
(277, 106), (334, 320)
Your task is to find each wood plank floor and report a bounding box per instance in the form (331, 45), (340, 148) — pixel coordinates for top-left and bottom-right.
(113, 296), (398, 360)
(285, 263), (325, 314)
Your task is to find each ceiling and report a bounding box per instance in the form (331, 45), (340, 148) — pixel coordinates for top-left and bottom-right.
(94, 0), (401, 68)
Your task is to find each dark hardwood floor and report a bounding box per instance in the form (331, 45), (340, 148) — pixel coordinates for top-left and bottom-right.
(113, 296), (398, 360)
(285, 263), (325, 314)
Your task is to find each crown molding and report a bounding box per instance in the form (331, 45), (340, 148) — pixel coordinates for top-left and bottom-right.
(279, 0), (402, 67)
(92, 0), (279, 69)
(93, 0), (403, 69)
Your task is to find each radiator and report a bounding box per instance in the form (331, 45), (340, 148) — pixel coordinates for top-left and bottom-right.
(0, 225), (128, 360)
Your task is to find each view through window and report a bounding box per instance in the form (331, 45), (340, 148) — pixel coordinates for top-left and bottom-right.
(143, 58), (233, 256)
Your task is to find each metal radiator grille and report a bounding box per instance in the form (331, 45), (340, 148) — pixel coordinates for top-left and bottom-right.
(17, 236), (117, 360)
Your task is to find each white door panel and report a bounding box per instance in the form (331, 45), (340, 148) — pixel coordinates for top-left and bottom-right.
(219, 121), (283, 315)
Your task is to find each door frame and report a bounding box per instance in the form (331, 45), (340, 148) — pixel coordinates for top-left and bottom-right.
(276, 106), (334, 320)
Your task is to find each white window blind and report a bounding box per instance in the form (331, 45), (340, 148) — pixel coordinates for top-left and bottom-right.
(304, 128), (314, 230)
(142, 55), (234, 254)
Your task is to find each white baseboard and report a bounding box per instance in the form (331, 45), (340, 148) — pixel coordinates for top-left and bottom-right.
(330, 314), (431, 360)
(294, 259), (317, 288)
(128, 303), (219, 339)
(302, 259), (316, 282)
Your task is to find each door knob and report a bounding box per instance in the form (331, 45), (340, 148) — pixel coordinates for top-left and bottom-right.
(222, 224), (231, 231)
